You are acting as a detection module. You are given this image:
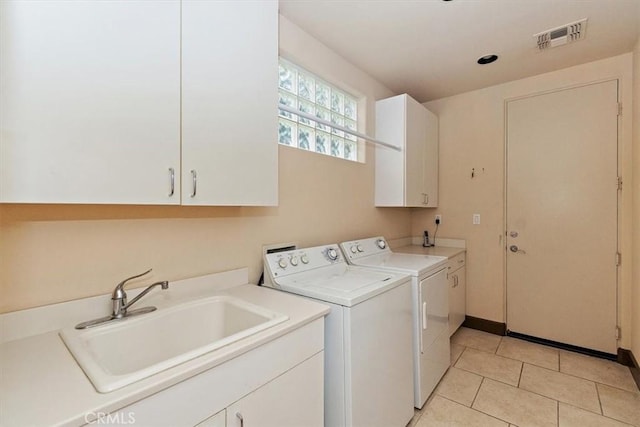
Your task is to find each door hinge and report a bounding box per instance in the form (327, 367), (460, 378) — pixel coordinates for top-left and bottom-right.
(615, 326), (621, 340)
(617, 102), (622, 116)
(617, 176), (623, 191)
(616, 252), (621, 266)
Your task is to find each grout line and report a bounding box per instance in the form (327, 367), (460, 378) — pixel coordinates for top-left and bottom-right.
(470, 376), (485, 408)
(440, 394), (512, 426)
(517, 362), (524, 388)
(556, 400), (559, 426)
(595, 383), (604, 415)
(452, 345), (466, 366)
(494, 337), (501, 355)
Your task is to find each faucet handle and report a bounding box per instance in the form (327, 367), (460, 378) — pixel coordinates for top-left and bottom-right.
(112, 268), (152, 299)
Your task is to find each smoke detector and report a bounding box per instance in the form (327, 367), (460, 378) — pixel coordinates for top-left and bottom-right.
(534, 18), (588, 50)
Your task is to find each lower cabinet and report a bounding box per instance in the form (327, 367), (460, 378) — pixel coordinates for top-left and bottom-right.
(448, 252), (466, 336)
(222, 353), (323, 427)
(100, 320), (324, 427)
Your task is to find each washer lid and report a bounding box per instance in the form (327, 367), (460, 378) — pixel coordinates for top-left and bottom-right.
(274, 265), (410, 307)
(348, 252), (448, 277)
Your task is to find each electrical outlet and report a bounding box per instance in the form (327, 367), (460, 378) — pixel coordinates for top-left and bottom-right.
(435, 214), (442, 225)
(473, 214), (481, 225)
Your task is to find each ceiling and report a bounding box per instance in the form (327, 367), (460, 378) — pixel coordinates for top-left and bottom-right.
(279, 0), (640, 102)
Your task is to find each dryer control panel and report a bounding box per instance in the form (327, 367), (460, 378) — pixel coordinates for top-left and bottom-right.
(340, 236), (391, 261)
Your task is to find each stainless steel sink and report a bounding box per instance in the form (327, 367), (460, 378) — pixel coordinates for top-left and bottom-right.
(60, 295), (288, 392)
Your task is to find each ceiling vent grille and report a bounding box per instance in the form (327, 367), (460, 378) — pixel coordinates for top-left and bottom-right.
(534, 18), (587, 50)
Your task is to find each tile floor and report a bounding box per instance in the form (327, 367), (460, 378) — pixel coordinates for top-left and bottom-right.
(408, 327), (640, 427)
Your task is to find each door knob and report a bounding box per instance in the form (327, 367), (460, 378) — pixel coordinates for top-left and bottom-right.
(509, 245), (526, 254)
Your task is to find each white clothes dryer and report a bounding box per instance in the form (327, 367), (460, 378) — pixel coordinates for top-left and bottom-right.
(340, 236), (450, 409)
(263, 244), (414, 427)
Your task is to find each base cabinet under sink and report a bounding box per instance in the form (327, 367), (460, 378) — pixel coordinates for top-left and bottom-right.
(96, 320), (324, 427)
(209, 353), (323, 427)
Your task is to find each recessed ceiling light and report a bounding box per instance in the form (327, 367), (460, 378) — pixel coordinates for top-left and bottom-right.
(477, 54), (498, 65)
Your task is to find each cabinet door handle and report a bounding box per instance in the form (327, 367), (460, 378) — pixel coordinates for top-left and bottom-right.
(423, 193), (429, 205)
(190, 169), (197, 198)
(236, 412), (244, 427)
(453, 275), (458, 287)
(168, 168), (175, 197)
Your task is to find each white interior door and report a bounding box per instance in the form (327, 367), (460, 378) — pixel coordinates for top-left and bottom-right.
(506, 80), (619, 354)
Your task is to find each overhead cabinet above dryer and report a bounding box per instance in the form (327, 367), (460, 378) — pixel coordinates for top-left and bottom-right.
(375, 94), (438, 207)
(0, 0), (278, 206)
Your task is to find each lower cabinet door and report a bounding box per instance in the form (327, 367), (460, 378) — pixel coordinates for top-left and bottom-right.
(226, 352), (323, 427)
(448, 267), (466, 336)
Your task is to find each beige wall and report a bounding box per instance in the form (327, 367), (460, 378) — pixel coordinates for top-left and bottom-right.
(0, 17), (411, 313)
(413, 53), (635, 349)
(632, 37), (640, 357)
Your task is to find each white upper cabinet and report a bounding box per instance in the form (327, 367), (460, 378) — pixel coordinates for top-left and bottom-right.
(0, 0), (278, 206)
(0, 1), (181, 204)
(375, 94), (438, 207)
(182, 0), (278, 206)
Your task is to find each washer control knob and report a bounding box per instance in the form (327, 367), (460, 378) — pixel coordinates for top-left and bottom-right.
(278, 258), (288, 269)
(327, 248), (339, 261)
(350, 245), (357, 254)
(290, 256), (299, 266)
(357, 244), (364, 252)
(376, 239), (387, 249)
(301, 254), (309, 264)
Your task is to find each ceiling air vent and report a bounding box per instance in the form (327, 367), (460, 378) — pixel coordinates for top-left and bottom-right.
(534, 18), (587, 50)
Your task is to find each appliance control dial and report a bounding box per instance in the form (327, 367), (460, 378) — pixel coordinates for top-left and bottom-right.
(350, 245), (357, 254)
(327, 248), (339, 261)
(278, 258), (288, 269)
(301, 254), (309, 264)
(290, 256), (299, 266)
(357, 244), (364, 252)
(376, 239), (387, 249)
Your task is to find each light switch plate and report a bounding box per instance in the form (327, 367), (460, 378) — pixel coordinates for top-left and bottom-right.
(473, 214), (481, 225)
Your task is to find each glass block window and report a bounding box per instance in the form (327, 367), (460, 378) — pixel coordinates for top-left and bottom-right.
(278, 59), (359, 162)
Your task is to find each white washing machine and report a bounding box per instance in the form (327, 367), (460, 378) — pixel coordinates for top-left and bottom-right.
(340, 236), (450, 409)
(263, 243), (414, 427)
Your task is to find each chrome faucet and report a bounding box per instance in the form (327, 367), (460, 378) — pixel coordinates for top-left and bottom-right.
(75, 269), (169, 329)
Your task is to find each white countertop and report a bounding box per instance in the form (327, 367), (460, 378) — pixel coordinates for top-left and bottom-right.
(0, 269), (329, 427)
(395, 244), (466, 258)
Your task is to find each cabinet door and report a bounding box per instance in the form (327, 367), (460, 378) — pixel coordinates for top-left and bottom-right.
(405, 95), (428, 207)
(422, 108), (439, 207)
(182, 0), (278, 206)
(448, 267), (466, 336)
(0, 1), (181, 204)
(226, 352), (323, 427)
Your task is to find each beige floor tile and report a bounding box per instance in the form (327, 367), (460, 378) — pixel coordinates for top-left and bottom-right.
(451, 343), (465, 365)
(560, 351), (637, 392)
(558, 403), (633, 427)
(451, 327), (503, 353)
(519, 364), (600, 413)
(417, 395), (508, 427)
(455, 347), (523, 386)
(597, 383), (640, 426)
(497, 337), (559, 370)
(472, 379), (558, 427)
(434, 366), (483, 407)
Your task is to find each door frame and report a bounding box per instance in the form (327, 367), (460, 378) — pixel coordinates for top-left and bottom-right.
(502, 78), (621, 351)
